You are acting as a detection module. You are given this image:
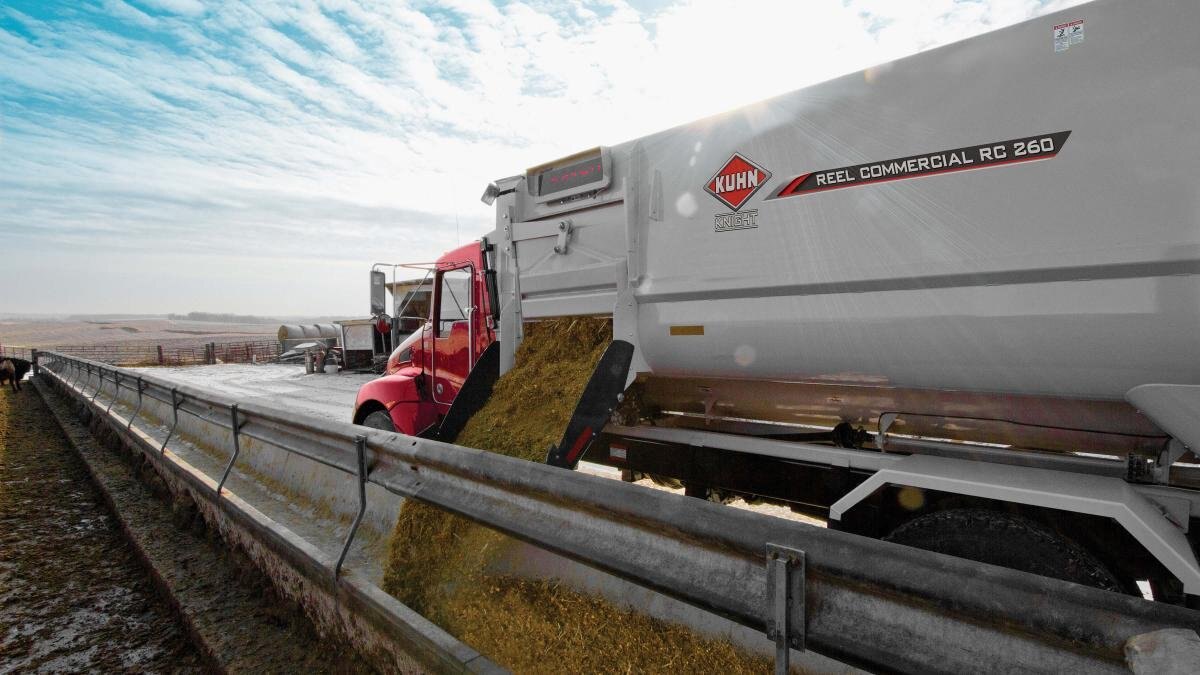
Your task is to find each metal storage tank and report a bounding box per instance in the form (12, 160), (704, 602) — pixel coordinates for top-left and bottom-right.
(278, 324), (340, 351)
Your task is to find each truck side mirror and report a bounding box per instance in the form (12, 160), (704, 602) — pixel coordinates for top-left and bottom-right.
(480, 182), (500, 205)
(370, 270), (387, 315)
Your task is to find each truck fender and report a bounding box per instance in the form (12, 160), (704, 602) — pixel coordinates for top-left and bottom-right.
(353, 374), (436, 436)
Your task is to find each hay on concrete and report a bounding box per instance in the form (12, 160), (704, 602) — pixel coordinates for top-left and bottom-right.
(383, 317), (771, 673)
(446, 577), (772, 675)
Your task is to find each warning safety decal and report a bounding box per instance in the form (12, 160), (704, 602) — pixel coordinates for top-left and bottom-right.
(770, 131), (1071, 200)
(1054, 20), (1084, 53)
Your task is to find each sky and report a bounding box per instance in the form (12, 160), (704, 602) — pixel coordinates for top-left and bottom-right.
(0, 0), (1086, 317)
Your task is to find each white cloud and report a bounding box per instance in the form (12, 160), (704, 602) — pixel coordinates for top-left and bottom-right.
(138, 0), (208, 16)
(0, 0), (1089, 315)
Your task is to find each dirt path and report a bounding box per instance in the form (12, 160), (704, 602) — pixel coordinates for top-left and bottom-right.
(0, 386), (205, 673)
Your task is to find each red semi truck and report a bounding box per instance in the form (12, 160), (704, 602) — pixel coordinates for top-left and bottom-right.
(352, 242), (499, 437)
(353, 0), (1200, 605)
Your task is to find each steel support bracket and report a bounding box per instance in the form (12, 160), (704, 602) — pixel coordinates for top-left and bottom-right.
(129, 377), (145, 430)
(1155, 439), (1189, 484)
(553, 220), (573, 254)
(162, 388), (181, 456)
(91, 367), (103, 402)
(217, 403), (242, 495)
(335, 435), (369, 578)
(106, 372), (121, 414)
(875, 411), (899, 452)
(498, 205), (524, 375)
(765, 543), (806, 675)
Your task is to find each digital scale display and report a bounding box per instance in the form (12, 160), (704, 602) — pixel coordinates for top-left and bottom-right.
(536, 154), (605, 196)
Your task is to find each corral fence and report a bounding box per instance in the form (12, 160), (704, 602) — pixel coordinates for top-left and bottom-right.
(36, 350), (1200, 675)
(15, 339), (281, 367)
(0, 344), (32, 362)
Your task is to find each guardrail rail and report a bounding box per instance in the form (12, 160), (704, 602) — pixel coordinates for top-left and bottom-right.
(36, 350), (1200, 674)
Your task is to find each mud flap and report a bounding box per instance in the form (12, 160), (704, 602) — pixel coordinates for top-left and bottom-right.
(546, 340), (635, 470)
(430, 341), (500, 443)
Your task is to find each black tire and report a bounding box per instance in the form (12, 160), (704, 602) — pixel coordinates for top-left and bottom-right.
(360, 410), (396, 432)
(884, 508), (1126, 593)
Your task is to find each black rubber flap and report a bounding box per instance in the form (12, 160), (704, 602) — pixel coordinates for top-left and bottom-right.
(433, 341), (500, 443)
(546, 340), (635, 469)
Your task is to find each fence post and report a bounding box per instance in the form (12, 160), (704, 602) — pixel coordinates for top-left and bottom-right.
(31, 349), (39, 375)
(157, 345), (164, 365)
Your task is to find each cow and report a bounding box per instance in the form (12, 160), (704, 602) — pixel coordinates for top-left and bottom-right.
(0, 358), (30, 393)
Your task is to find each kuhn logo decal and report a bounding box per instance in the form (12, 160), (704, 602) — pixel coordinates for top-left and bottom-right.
(705, 153), (771, 212)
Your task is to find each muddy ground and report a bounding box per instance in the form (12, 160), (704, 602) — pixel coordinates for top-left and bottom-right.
(34, 378), (378, 674)
(0, 385), (205, 672)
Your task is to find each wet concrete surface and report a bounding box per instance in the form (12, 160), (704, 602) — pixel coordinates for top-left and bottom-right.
(130, 364), (372, 425)
(0, 386), (205, 673)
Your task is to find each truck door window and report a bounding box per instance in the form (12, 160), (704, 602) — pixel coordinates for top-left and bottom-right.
(436, 268), (471, 338)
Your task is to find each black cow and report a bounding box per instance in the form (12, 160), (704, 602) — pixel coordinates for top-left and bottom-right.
(0, 358), (30, 393)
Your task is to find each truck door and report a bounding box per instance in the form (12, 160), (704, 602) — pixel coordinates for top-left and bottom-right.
(431, 265), (475, 409)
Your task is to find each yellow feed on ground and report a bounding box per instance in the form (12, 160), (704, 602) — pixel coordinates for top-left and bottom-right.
(446, 578), (772, 675)
(383, 317), (772, 674)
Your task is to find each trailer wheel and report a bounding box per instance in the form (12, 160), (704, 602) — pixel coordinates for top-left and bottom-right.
(360, 410), (396, 432)
(884, 509), (1126, 593)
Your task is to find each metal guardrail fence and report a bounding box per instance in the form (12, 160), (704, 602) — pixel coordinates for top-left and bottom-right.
(38, 350), (1200, 674)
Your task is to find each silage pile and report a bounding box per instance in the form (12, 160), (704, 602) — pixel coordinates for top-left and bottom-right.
(383, 317), (770, 674)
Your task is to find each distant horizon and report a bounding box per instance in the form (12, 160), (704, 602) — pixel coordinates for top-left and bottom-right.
(0, 311), (361, 324)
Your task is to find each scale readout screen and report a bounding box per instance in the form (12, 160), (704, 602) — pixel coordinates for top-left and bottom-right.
(536, 153), (604, 196)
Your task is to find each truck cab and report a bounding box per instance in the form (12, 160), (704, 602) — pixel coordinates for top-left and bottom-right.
(352, 241), (497, 435)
